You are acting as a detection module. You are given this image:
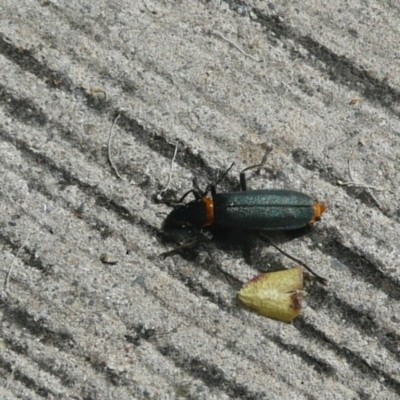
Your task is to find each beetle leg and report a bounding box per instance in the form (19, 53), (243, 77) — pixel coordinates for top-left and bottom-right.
(239, 151), (269, 191)
(258, 233), (327, 284)
(157, 186), (202, 206)
(200, 183), (217, 197)
(160, 238), (207, 259)
(160, 238), (209, 258)
(199, 228), (213, 240)
(175, 188), (202, 203)
(160, 228), (213, 259)
(191, 177), (204, 198)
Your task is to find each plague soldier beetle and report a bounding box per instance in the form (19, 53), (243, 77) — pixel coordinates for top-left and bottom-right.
(161, 151), (327, 283)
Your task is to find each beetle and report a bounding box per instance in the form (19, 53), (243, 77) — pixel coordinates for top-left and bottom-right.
(162, 152), (327, 283)
(164, 153), (326, 231)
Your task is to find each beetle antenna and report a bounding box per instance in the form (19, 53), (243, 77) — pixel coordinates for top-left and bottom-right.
(259, 234), (327, 284)
(202, 162), (235, 196)
(216, 162), (235, 186)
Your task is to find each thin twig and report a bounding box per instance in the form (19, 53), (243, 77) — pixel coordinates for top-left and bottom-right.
(337, 147), (393, 208)
(158, 142), (179, 198)
(5, 365), (16, 389)
(347, 147), (356, 183)
(212, 31), (263, 63)
(337, 180), (392, 193)
(4, 231), (32, 295)
(108, 113), (124, 180)
(142, 0), (157, 14)
(138, 0), (166, 39)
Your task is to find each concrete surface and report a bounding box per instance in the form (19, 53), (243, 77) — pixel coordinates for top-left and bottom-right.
(0, 0), (399, 399)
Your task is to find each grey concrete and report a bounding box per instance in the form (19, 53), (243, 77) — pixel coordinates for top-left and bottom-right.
(0, 0), (399, 398)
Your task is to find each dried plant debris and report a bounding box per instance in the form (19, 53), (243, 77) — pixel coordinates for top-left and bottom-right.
(238, 267), (304, 322)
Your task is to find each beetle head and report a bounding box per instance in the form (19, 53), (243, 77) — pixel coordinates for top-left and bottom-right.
(163, 199), (207, 229)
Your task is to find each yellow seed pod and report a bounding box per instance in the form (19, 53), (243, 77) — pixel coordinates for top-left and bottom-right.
(238, 267), (304, 322)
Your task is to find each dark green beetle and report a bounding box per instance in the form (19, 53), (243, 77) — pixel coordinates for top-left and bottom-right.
(163, 153), (327, 284)
(164, 155), (326, 230)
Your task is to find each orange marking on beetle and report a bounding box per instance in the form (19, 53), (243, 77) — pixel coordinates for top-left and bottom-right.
(202, 197), (214, 226)
(311, 202), (327, 224)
